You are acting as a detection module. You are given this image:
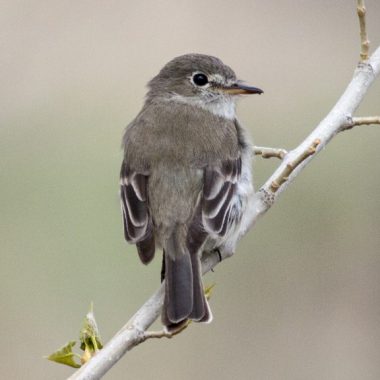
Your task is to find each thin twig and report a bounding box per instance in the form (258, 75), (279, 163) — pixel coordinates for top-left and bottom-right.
(143, 323), (189, 340)
(352, 116), (380, 125)
(254, 146), (288, 160)
(269, 139), (320, 192)
(143, 330), (172, 340)
(341, 115), (380, 131)
(357, 0), (370, 61)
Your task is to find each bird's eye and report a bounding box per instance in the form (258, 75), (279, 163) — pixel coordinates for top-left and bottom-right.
(192, 73), (208, 86)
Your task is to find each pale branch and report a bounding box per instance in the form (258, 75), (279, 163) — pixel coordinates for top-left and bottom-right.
(269, 139), (320, 193)
(143, 330), (171, 340)
(254, 146), (288, 160)
(357, 0), (370, 61)
(351, 116), (380, 125)
(137, 318), (190, 343)
(143, 325), (187, 340)
(341, 115), (380, 131)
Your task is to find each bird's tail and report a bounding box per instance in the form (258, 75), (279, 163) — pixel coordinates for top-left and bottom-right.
(162, 226), (212, 330)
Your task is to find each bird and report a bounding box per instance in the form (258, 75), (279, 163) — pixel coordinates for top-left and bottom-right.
(120, 53), (263, 331)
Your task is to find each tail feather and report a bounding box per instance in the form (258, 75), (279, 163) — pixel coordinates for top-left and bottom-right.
(199, 296), (213, 323)
(163, 229), (193, 324)
(165, 252), (193, 323)
(189, 251), (207, 321)
(162, 226), (211, 328)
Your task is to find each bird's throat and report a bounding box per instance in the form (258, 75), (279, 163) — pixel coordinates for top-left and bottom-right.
(169, 94), (236, 120)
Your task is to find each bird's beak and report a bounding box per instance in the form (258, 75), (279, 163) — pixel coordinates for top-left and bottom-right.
(221, 83), (263, 95)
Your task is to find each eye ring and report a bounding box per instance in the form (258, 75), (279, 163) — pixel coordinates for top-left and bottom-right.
(192, 73), (208, 86)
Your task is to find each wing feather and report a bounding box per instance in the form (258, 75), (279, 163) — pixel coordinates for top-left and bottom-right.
(120, 161), (155, 264)
(201, 157), (241, 238)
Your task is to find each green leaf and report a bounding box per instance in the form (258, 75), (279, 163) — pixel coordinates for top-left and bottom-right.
(46, 341), (81, 368)
(79, 302), (103, 355)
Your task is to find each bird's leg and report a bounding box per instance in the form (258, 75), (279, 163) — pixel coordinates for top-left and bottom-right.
(209, 248), (222, 263)
(215, 248), (222, 262)
(160, 250), (166, 282)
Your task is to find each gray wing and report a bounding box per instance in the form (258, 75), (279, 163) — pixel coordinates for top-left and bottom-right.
(202, 157), (242, 236)
(186, 157), (241, 253)
(120, 161), (155, 264)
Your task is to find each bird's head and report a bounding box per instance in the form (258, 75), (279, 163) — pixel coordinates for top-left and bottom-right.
(147, 54), (263, 118)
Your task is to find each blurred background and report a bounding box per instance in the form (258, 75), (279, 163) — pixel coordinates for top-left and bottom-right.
(1, 1), (380, 379)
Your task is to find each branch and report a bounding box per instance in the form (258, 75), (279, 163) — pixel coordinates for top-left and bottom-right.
(254, 146), (288, 160)
(268, 139), (320, 193)
(357, 0), (370, 61)
(341, 115), (380, 131)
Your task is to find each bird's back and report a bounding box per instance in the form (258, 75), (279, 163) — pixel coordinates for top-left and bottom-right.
(123, 100), (240, 170)
(123, 100), (241, 242)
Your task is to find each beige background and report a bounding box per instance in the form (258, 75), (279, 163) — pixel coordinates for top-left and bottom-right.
(1, 1), (380, 379)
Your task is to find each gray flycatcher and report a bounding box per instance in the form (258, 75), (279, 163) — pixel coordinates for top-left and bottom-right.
(120, 54), (263, 331)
